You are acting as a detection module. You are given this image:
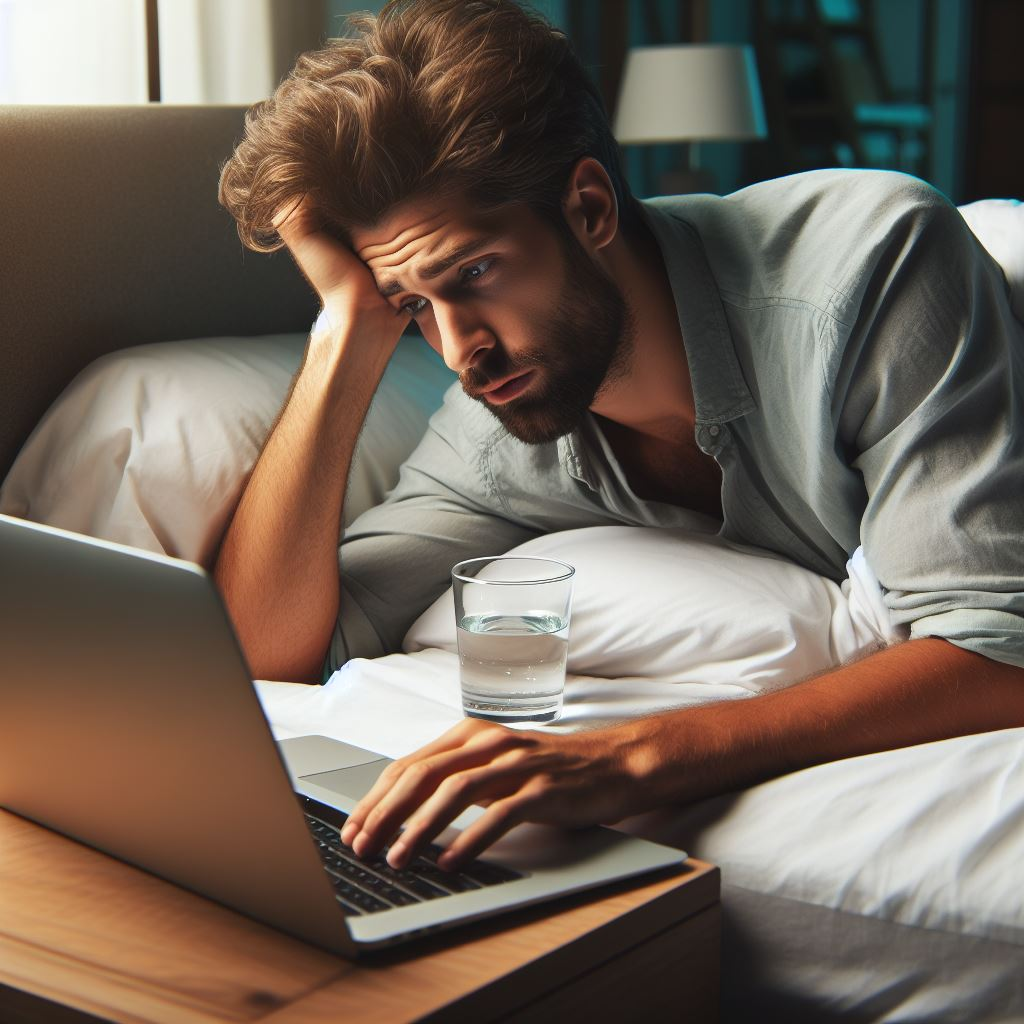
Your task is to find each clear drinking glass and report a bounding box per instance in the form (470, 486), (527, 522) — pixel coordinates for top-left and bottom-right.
(452, 556), (575, 724)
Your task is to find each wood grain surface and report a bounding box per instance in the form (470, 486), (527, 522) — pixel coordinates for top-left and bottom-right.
(0, 808), (719, 1023)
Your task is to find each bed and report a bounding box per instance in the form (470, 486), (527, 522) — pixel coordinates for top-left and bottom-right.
(2, 104), (1023, 1023)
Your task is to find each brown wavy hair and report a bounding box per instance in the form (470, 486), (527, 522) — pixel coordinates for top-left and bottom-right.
(219, 0), (640, 251)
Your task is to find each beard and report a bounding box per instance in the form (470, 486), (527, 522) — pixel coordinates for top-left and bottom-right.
(460, 233), (635, 445)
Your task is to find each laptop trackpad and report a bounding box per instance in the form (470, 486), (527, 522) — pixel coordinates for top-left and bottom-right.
(301, 761), (390, 802)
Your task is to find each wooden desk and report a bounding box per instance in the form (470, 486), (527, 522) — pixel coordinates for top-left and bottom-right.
(0, 808), (719, 1023)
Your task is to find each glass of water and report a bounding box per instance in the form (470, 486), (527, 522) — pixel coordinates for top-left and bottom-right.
(452, 556), (574, 724)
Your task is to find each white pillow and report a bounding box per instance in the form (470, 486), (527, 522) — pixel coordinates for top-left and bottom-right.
(959, 198), (1024, 321)
(0, 333), (454, 564)
(403, 526), (905, 696)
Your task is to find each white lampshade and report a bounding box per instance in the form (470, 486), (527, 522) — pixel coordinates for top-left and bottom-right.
(614, 44), (768, 144)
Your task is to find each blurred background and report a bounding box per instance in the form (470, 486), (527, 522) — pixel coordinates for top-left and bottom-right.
(0, 0), (1019, 205)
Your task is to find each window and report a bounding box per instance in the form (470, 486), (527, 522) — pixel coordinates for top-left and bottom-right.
(0, 0), (326, 105)
(0, 0), (148, 104)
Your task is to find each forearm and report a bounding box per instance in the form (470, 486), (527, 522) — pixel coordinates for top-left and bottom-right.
(630, 638), (1024, 809)
(340, 633), (1024, 869)
(214, 327), (396, 682)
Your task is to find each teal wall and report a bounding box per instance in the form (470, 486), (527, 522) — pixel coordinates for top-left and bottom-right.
(325, 1), (382, 34)
(322, 1), (968, 201)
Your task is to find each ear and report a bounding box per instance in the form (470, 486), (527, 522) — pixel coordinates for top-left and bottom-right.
(562, 157), (619, 253)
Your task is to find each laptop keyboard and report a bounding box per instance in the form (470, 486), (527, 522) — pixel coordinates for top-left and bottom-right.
(300, 795), (524, 916)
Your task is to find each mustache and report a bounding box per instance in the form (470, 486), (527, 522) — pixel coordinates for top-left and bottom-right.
(461, 348), (544, 397)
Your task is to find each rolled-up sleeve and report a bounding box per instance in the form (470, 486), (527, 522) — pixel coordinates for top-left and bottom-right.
(837, 188), (1024, 666)
(326, 386), (539, 673)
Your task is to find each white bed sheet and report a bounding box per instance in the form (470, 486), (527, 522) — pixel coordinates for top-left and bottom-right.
(256, 662), (1024, 1022)
(256, 668), (1024, 944)
(254, 518), (1023, 1021)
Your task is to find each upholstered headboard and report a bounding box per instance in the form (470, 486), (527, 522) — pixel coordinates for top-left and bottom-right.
(0, 104), (315, 477)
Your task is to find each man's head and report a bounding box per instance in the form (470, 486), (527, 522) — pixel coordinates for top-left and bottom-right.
(349, 165), (636, 444)
(221, 0), (640, 250)
(220, 0), (642, 443)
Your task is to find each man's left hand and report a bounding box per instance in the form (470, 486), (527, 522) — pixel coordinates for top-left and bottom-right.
(338, 718), (653, 871)
(337, 639), (1024, 874)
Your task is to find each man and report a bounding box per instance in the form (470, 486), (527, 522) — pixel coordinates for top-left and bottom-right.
(216, 0), (1024, 874)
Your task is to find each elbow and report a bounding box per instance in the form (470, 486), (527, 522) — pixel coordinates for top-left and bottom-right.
(212, 568), (329, 685)
(238, 638), (327, 686)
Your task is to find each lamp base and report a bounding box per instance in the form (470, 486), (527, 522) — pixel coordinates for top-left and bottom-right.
(657, 167), (719, 196)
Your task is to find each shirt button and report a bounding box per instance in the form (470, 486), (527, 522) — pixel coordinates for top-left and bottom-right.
(708, 425), (721, 437)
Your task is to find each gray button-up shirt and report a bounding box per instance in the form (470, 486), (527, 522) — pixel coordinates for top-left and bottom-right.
(328, 169), (1024, 674)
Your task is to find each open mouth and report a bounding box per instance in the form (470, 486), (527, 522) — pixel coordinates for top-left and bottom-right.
(481, 370), (535, 405)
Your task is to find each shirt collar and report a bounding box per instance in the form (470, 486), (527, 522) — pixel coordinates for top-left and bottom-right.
(640, 196), (755, 425)
(559, 195), (755, 486)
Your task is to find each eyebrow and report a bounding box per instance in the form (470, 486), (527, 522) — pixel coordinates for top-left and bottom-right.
(377, 235), (500, 298)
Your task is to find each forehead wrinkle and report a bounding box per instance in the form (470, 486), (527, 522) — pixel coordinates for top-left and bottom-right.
(374, 234), (501, 299)
(418, 236), (500, 280)
(357, 211), (450, 263)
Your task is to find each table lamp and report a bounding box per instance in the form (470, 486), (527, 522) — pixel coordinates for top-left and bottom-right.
(614, 44), (768, 194)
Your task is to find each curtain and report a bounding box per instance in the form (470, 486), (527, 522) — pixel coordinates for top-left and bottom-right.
(158, 0), (325, 105)
(0, 0), (326, 105)
(0, 0), (147, 103)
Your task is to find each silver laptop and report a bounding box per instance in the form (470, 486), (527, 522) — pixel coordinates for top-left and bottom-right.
(0, 513), (687, 956)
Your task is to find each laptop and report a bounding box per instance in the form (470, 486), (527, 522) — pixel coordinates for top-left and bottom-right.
(0, 512), (687, 956)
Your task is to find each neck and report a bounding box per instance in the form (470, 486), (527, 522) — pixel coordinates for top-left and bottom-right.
(589, 220), (695, 444)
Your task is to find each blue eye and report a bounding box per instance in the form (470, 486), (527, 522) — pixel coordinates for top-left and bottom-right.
(460, 258), (494, 283)
(400, 297), (429, 317)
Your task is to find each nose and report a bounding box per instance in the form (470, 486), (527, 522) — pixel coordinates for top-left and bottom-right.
(433, 304), (495, 373)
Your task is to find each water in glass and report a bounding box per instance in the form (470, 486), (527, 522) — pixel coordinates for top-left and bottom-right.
(457, 612), (568, 722)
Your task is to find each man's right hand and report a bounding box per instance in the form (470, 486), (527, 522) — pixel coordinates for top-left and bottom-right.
(273, 197), (402, 344)
(214, 196), (408, 682)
